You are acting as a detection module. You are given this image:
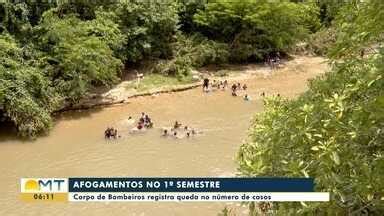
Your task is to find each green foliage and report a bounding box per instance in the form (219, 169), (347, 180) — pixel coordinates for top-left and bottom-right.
(174, 34), (229, 68)
(0, 2), (32, 39)
(297, 2), (321, 33)
(194, 0), (314, 62)
(86, 9), (126, 59)
(113, 1), (179, 63)
(307, 27), (337, 56)
(35, 10), (123, 102)
(154, 34), (229, 79)
(0, 34), (59, 137)
(329, 0), (384, 59)
(238, 0), (384, 214)
(239, 54), (384, 214)
(55, 0), (117, 20)
(177, 0), (206, 34)
(0, 7), (124, 136)
(317, 0), (348, 26)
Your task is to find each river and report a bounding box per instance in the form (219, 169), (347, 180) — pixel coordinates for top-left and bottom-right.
(0, 57), (327, 215)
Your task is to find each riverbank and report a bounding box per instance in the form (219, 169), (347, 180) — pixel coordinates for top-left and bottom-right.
(57, 55), (327, 112)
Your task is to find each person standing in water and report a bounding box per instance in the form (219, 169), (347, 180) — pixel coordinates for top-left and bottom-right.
(231, 83), (237, 91)
(231, 83), (238, 96)
(139, 112), (145, 123)
(223, 80), (228, 90)
(174, 121), (182, 129)
(203, 78), (209, 92)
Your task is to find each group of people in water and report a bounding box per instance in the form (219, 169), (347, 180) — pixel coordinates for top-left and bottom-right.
(230, 82), (249, 99)
(137, 113), (153, 130)
(265, 53), (281, 69)
(104, 112), (153, 139)
(104, 127), (119, 139)
(202, 78), (229, 92)
(203, 78), (251, 101)
(104, 112), (200, 140)
(162, 121), (199, 139)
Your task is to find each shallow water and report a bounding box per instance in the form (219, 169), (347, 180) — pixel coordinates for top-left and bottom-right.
(0, 59), (326, 216)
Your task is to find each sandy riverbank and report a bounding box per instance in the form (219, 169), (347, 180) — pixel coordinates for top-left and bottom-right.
(58, 55), (328, 111)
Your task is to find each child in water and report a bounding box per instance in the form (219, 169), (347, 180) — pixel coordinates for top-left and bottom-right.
(223, 80), (228, 90)
(173, 131), (180, 139)
(162, 129), (168, 137)
(244, 94), (251, 101)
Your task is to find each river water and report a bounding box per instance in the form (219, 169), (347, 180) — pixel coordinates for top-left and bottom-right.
(0, 57), (326, 216)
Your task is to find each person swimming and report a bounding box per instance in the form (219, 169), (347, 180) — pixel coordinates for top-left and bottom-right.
(137, 122), (144, 130)
(244, 94), (251, 101)
(173, 131), (179, 139)
(212, 80), (217, 88)
(162, 129), (168, 137)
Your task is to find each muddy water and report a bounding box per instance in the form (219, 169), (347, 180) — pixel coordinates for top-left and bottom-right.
(0, 58), (326, 216)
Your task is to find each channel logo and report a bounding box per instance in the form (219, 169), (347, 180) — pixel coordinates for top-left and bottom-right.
(21, 178), (68, 193)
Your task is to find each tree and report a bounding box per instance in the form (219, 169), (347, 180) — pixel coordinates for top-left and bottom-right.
(0, 2), (32, 39)
(35, 10), (123, 102)
(0, 34), (59, 137)
(113, 1), (179, 63)
(193, 0), (315, 62)
(238, 0), (384, 214)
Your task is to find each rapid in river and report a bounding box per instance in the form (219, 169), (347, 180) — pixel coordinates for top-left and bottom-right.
(0, 57), (327, 215)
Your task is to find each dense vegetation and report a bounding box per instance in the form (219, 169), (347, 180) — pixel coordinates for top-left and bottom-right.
(2, 0), (382, 214)
(1, 0), (325, 137)
(238, 0), (384, 214)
